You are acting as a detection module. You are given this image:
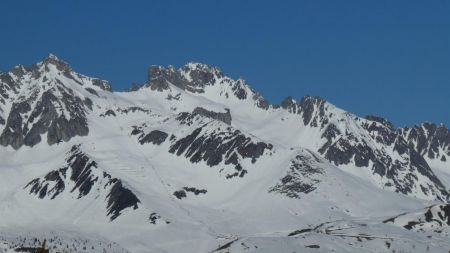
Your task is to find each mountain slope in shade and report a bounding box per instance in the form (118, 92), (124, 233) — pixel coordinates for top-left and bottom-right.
(0, 54), (449, 252)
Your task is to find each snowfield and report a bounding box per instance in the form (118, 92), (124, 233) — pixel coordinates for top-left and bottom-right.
(0, 55), (449, 252)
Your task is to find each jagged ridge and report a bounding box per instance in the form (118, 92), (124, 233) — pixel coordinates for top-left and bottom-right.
(25, 145), (140, 221)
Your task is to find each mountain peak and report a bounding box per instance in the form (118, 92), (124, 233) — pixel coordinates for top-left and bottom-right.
(47, 53), (60, 60)
(42, 53), (68, 65)
(181, 62), (221, 73)
(37, 53), (73, 76)
(365, 115), (395, 129)
(10, 64), (29, 78)
(1, 57), (450, 252)
(299, 95), (327, 105)
(146, 62), (225, 93)
(280, 96), (297, 110)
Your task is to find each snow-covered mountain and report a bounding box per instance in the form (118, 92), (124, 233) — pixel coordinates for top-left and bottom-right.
(0, 54), (449, 252)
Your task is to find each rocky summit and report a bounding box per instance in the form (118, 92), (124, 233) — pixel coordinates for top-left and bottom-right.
(0, 54), (449, 252)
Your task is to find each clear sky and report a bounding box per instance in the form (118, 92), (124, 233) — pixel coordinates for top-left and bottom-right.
(1, 0), (449, 127)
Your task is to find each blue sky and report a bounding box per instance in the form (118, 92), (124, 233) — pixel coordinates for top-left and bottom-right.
(1, 0), (449, 127)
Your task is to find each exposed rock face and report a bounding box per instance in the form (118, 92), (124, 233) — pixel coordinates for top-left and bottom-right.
(320, 121), (448, 200)
(0, 102), (31, 149)
(130, 125), (169, 146)
(85, 87), (99, 96)
(384, 204), (450, 232)
(106, 179), (140, 221)
(0, 54), (112, 149)
(47, 95), (89, 145)
(298, 96), (327, 127)
(362, 115), (396, 145)
(269, 151), (325, 198)
(139, 130), (168, 145)
(92, 79), (112, 92)
(365, 115), (395, 130)
(26, 169), (66, 200)
(192, 107), (232, 125)
(400, 123), (450, 160)
(147, 63), (223, 93)
(169, 122), (272, 178)
(41, 54), (112, 92)
(183, 187), (207, 195)
(26, 145), (98, 199)
(103, 109), (116, 117)
(0, 68), (22, 111)
(117, 106), (150, 114)
(173, 190), (187, 199)
(253, 93), (270, 110)
(173, 187), (207, 200)
(0, 89), (89, 149)
(145, 63), (270, 109)
(149, 212), (162, 224)
(279, 95), (328, 127)
(25, 145), (140, 221)
(280, 96), (298, 113)
(277, 95), (450, 201)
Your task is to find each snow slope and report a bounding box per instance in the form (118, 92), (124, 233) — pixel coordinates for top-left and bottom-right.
(0, 54), (449, 252)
